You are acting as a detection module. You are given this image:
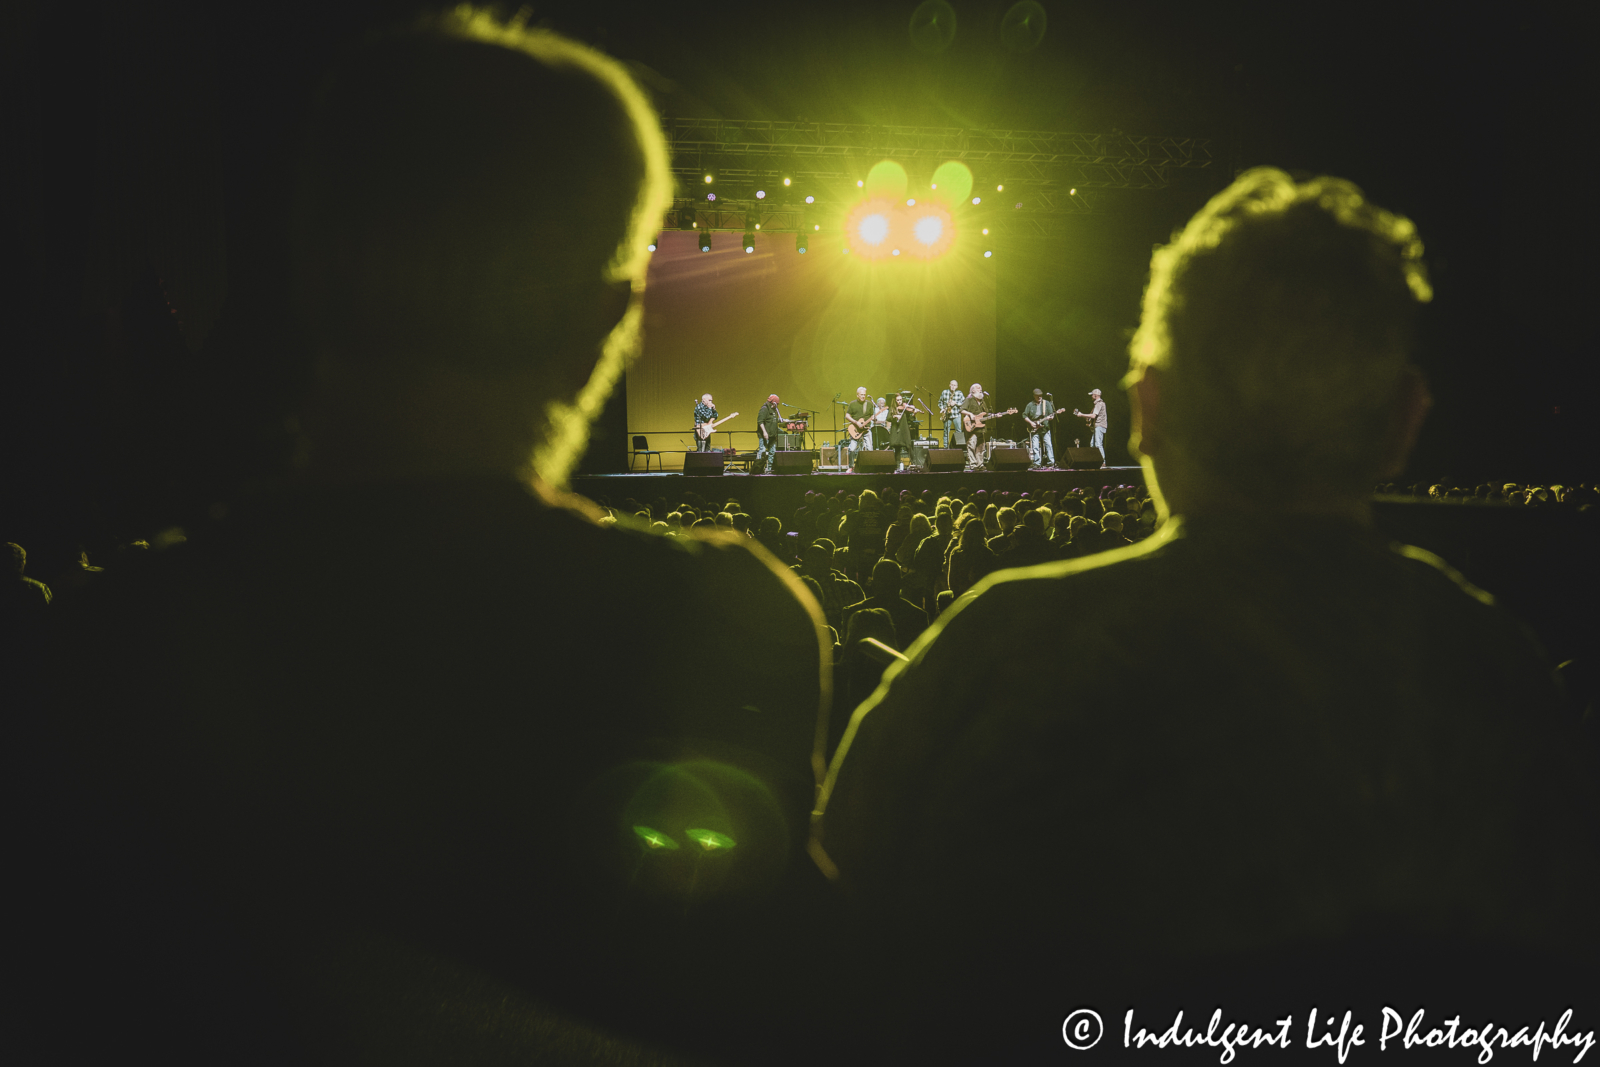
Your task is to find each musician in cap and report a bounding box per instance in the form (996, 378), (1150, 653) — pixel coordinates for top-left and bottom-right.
(755, 393), (782, 474)
(1023, 388), (1056, 469)
(1073, 387), (1108, 467)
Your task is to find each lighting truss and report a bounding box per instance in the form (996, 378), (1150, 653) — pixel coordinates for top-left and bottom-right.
(663, 117), (1212, 226)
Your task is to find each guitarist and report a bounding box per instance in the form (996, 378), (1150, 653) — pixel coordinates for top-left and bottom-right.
(693, 393), (718, 451)
(939, 379), (966, 448)
(1023, 388), (1056, 469)
(960, 384), (991, 470)
(1071, 387), (1109, 467)
(844, 386), (877, 469)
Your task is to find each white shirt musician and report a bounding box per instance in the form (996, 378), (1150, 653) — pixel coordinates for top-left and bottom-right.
(1073, 388), (1109, 466)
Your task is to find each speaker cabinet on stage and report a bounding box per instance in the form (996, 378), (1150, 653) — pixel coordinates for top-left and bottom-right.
(773, 451), (816, 474)
(682, 452), (725, 476)
(990, 448), (1032, 471)
(1064, 447), (1105, 469)
(926, 449), (966, 472)
(855, 450), (897, 473)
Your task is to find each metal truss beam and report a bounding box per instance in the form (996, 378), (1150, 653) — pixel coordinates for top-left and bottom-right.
(661, 117), (1212, 197)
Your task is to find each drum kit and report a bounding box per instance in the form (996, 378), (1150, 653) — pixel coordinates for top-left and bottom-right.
(779, 411), (810, 450)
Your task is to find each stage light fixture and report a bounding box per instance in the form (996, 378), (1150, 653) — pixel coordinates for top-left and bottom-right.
(647, 241), (657, 251)
(783, 177), (792, 186)
(813, 223), (820, 230)
(984, 249), (993, 258)
(857, 212), (889, 245)
(982, 227), (989, 235)
(699, 231), (712, 252)
(756, 189), (766, 199)
(972, 196), (981, 205)
(856, 179), (864, 187)
(1070, 188), (1077, 195)
(997, 184), (1004, 191)
(706, 192), (717, 201)
(795, 231), (808, 253)
(892, 248), (900, 256)
(913, 215), (943, 244)
(804, 195), (816, 204)
(930, 183), (937, 189)
(742, 231), (755, 253)
(906, 198), (916, 206)
(704, 174), (713, 184)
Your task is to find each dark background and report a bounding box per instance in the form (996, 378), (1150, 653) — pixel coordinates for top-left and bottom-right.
(3, 0), (1592, 553)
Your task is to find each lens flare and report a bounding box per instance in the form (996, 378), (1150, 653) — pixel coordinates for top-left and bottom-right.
(913, 215), (943, 244)
(858, 213), (890, 245)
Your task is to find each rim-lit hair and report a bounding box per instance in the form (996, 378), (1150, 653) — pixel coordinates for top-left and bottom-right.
(1126, 167), (1431, 499)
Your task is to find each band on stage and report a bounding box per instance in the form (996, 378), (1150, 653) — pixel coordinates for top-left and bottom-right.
(691, 383), (1109, 471)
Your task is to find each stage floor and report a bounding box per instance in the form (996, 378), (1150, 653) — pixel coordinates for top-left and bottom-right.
(572, 465), (1146, 515)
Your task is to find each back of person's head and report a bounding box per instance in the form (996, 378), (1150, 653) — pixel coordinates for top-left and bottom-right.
(996, 506), (1018, 533)
(804, 542), (833, 573)
(294, 8), (671, 484)
(934, 508), (953, 533)
(1102, 511), (1124, 533)
(845, 606), (897, 651)
(1022, 509), (1045, 534)
(869, 558), (901, 596)
(959, 522), (985, 549)
(759, 516), (782, 539)
(713, 511), (733, 527)
(908, 513), (931, 541)
(859, 490), (879, 513)
(1128, 167), (1431, 507)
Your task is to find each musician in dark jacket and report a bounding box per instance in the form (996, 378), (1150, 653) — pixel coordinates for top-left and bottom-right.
(755, 394), (783, 473)
(960, 385), (990, 470)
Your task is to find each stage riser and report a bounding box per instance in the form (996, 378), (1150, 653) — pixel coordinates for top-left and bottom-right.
(572, 468), (1145, 516)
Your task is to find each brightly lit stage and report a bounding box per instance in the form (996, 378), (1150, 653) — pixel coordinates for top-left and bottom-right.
(572, 465), (1144, 514)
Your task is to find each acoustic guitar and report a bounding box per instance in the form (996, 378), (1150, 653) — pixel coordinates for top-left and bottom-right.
(962, 406), (1017, 433)
(695, 412), (739, 440)
(844, 412), (875, 440)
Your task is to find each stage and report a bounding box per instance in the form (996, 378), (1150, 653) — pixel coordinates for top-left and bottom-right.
(572, 465), (1145, 516)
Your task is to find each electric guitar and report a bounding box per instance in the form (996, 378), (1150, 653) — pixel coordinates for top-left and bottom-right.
(1024, 408), (1067, 431)
(962, 406), (1017, 433)
(694, 412), (739, 440)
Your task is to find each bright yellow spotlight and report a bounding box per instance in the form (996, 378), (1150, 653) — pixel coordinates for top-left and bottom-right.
(783, 177), (792, 186)
(913, 215), (943, 245)
(754, 223), (761, 229)
(997, 184), (1004, 191)
(907, 198), (916, 206)
(1070, 188), (1077, 195)
(856, 179), (864, 187)
(981, 227), (989, 234)
(930, 183), (937, 189)
(813, 223), (820, 230)
(857, 213), (890, 245)
(704, 175), (713, 183)
(983, 249), (993, 258)
(905, 201), (954, 260)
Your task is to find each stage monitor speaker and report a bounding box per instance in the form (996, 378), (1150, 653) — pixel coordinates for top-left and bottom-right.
(682, 452), (725, 476)
(855, 450), (897, 473)
(990, 448), (1031, 472)
(773, 451), (816, 474)
(926, 449), (966, 472)
(1064, 447), (1105, 469)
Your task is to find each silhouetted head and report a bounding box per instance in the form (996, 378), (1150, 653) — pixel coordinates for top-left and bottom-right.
(1128, 167), (1431, 515)
(869, 559), (901, 596)
(294, 9), (670, 487)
